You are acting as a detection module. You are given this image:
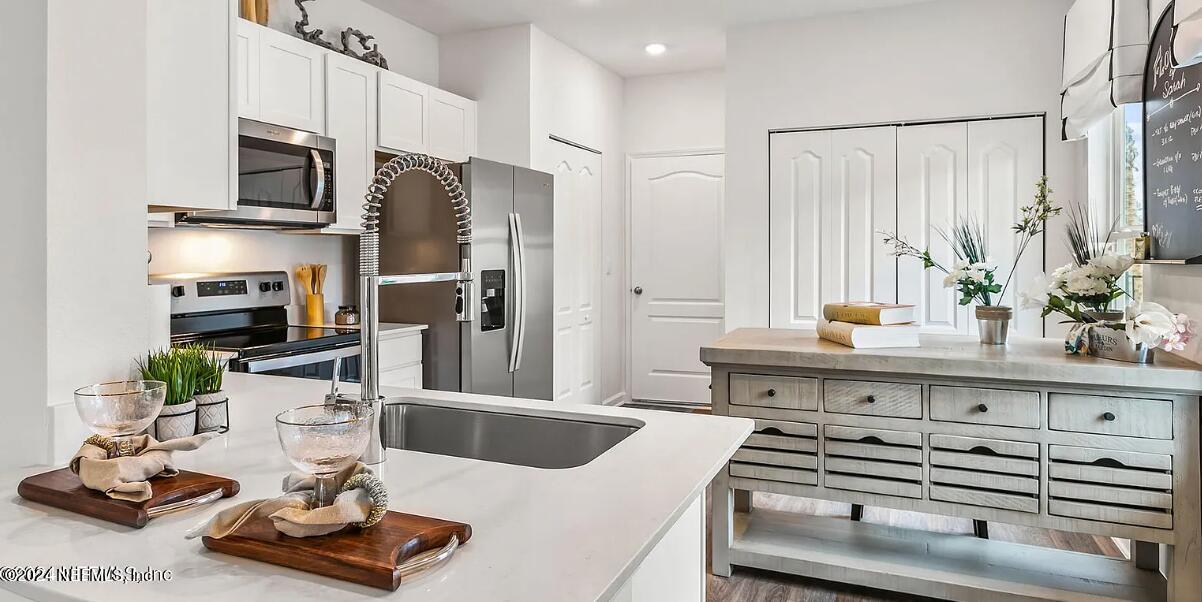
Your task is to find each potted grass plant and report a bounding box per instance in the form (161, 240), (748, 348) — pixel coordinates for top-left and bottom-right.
(192, 344), (230, 433)
(136, 347), (200, 440)
(881, 176), (1060, 345)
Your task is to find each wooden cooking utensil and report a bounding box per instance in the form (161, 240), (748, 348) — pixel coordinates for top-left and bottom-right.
(296, 265), (313, 296)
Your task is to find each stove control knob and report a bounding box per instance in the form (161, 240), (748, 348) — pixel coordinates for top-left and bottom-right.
(170, 285), (185, 298)
(258, 282), (272, 293)
(272, 281), (285, 292)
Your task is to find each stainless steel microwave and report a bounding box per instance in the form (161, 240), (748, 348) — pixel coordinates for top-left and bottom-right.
(179, 119), (336, 229)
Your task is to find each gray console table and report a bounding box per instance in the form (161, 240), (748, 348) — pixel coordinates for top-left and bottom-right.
(703, 328), (1202, 601)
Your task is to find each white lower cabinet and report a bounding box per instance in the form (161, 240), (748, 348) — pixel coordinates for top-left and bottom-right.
(377, 327), (425, 389)
(611, 493), (704, 602)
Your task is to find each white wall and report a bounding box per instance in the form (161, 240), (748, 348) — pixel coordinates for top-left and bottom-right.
(148, 229), (356, 324)
(624, 70), (725, 154)
(725, 0), (1078, 330)
(439, 25), (533, 167)
(530, 28), (627, 405)
(43, 0), (153, 464)
(0, 0), (48, 470)
(267, 0), (439, 86)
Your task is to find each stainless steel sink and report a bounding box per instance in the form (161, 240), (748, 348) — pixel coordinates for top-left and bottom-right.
(380, 400), (642, 469)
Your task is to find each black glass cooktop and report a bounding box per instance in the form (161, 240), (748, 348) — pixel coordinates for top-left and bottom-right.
(188, 326), (359, 359)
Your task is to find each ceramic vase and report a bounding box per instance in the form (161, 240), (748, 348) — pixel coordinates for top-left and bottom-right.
(195, 391), (230, 433)
(153, 399), (197, 441)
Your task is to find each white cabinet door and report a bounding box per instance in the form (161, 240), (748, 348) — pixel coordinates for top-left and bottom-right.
(377, 70), (429, 154)
(378, 364), (423, 389)
(427, 88), (477, 162)
(830, 127), (898, 305)
(324, 53), (375, 233)
(968, 117), (1045, 337)
(630, 153), (725, 404)
(145, 0), (236, 211)
(769, 127), (896, 329)
(897, 123), (970, 334)
(550, 142), (603, 404)
(258, 26), (325, 134)
(235, 18), (260, 120)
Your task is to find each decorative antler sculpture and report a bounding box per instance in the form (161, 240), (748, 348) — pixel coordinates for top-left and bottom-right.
(293, 0), (390, 69)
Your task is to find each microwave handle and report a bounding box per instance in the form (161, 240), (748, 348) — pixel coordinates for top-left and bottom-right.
(310, 149), (327, 209)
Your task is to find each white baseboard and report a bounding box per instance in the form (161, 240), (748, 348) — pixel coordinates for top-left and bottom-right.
(602, 392), (627, 406)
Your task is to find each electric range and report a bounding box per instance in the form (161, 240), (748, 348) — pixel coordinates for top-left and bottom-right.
(149, 271), (361, 382)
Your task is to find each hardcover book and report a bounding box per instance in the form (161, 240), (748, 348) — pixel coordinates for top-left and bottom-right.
(822, 302), (915, 326)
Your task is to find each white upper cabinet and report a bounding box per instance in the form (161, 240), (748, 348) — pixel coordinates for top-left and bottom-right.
(768, 127), (896, 329)
(257, 25), (325, 134)
(377, 70), (430, 154)
(146, 0), (236, 212)
(427, 88), (477, 162)
(235, 18), (260, 121)
(323, 53), (376, 233)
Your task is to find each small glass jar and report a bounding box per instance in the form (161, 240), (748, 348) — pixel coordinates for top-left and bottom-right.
(335, 305), (360, 326)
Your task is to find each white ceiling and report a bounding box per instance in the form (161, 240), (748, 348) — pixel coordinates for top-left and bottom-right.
(363, 0), (934, 77)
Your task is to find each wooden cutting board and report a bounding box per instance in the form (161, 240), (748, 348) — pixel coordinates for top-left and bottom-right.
(17, 468), (240, 528)
(202, 511), (472, 590)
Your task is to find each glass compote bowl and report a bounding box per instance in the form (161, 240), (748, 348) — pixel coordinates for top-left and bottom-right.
(275, 404), (374, 508)
(74, 381), (167, 453)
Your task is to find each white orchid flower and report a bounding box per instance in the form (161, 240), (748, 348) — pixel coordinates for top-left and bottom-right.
(1125, 302), (1176, 347)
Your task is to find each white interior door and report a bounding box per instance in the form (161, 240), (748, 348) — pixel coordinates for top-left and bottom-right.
(968, 117), (1045, 337)
(769, 127), (897, 329)
(897, 122), (971, 333)
(550, 141), (603, 404)
(630, 153), (725, 404)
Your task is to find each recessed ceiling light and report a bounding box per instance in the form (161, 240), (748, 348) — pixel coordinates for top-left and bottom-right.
(644, 43), (667, 56)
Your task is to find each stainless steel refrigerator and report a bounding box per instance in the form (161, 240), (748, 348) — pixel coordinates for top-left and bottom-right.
(376, 156), (554, 400)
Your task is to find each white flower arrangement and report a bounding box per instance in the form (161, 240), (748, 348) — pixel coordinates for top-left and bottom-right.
(1125, 302), (1194, 352)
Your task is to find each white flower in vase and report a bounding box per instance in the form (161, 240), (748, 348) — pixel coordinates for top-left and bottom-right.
(1124, 302), (1177, 347)
(1089, 254), (1135, 278)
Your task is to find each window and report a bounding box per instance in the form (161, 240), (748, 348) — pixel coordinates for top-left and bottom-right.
(1085, 105), (1144, 309)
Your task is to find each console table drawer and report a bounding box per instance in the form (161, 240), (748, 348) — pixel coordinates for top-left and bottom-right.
(823, 379), (921, 418)
(730, 374), (818, 410)
(732, 448), (817, 470)
(930, 386), (1039, 428)
(823, 425), (922, 499)
(929, 435), (1040, 513)
(745, 419), (817, 453)
(730, 462), (817, 486)
(1048, 445), (1173, 529)
(1048, 394), (1173, 439)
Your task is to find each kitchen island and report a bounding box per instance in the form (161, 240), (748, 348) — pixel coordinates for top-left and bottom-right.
(0, 373), (751, 601)
(704, 328), (1202, 602)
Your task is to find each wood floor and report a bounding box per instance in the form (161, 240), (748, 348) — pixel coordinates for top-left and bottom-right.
(704, 488), (1128, 601)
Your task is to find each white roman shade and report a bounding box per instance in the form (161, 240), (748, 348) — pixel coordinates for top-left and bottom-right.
(1174, 0), (1202, 66)
(1061, 0), (1150, 140)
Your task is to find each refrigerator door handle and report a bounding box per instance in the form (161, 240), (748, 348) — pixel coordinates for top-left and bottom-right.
(513, 212), (529, 371)
(507, 213), (524, 373)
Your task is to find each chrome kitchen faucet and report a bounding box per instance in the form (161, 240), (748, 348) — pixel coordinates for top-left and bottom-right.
(356, 153), (473, 464)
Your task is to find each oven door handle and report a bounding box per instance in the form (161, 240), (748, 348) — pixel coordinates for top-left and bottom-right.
(309, 149), (327, 209)
(243, 345), (359, 373)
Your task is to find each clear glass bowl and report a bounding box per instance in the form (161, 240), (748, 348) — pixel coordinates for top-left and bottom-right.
(275, 404), (374, 477)
(73, 380), (167, 437)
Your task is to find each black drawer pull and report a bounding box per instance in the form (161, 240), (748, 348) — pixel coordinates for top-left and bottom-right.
(977, 404), (989, 413)
(760, 427), (785, 436)
(1103, 412), (1116, 422)
(866, 395), (876, 404)
(766, 388), (776, 397)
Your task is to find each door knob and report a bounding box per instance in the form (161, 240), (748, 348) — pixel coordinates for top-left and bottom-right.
(632, 286), (643, 295)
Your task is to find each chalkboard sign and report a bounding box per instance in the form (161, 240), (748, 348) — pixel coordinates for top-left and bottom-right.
(1145, 2), (1202, 262)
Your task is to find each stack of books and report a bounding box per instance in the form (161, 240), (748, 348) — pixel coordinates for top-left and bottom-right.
(817, 302), (919, 349)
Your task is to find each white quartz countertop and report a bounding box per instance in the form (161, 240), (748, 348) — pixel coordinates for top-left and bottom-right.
(285, 322), (428, 336)
(702, 328), (1202, 393)
(0, 373), (750, 601)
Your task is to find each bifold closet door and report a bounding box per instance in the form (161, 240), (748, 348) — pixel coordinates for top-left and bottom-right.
(897, 118), (1045, 336)
(769, 127), (897, 329)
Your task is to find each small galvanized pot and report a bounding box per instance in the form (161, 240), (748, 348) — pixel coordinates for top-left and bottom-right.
(1087, 326), (1155, 364)
(975, 306), (1012, 345)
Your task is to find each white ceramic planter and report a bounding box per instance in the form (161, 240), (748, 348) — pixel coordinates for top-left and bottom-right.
(153, 399), (197, 441)
(195, 391), (229, 433)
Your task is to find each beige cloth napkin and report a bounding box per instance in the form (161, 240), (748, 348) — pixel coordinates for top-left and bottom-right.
(186, 463), (375, 539)
(70, 432), (220, 503)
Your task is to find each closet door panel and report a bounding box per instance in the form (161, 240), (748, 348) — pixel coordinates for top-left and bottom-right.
(770, 131), (831, 329)
(897, 123), (970, 334)
(831, 127), (898, 305)
(968, 118), (1045, 337)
